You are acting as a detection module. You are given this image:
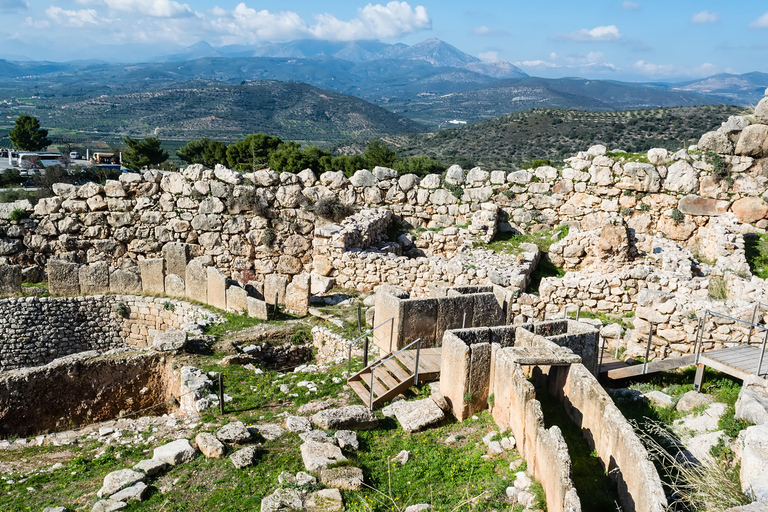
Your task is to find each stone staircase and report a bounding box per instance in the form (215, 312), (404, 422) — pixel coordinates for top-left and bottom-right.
(347, 343), (442, 408)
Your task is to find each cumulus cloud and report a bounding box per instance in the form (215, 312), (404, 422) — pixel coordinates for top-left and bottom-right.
(514, 51), (617, 72)
(552, 25), (622, 42)
(46, 6), (102, 27)
(104, 0), (194, 18)
(477, 51), (498, 61)
(24, 16), (50, 29)
(632, 60), (718, 77)
(750, 12), (768, 28)
(691, 11), (720, 24)
(621, 1), (640, 10)
(209, 1), (430, 43)
(0, 0), (27, 13)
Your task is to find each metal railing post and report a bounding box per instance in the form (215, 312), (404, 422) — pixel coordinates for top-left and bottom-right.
(462, 312), (466, 329)
(598, 333), (605, 375)
(363, 336), (369, 367)
(389, 319), (394, 354)
(413, 338), (422, 386)
(576, 305), (581, 320)
(369, 368), (375, 409)
(347, 343), (352, 375)
(357, 305), (362, 333)
(758, 329), (768, 377)
(643, 323), (654, 375)
(749, 304), (759, 346)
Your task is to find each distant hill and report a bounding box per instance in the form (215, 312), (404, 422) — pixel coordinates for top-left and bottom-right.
(666, 72), (768, 106)
(388, 105), (749, 170)
(26, 80), (424, 142)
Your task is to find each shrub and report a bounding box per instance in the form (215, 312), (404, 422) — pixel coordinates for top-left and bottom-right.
(708, 275), (728, 301)
(311, 196), (355, 222)
(707, 152), (732, 187)
(487, 393), (495, 407)
(443, 182), (464, 199)
(163, 300), (175, 312)
(639, 202), (651, 212)
(502, 189), (516, 199)
(261, 227), (277, 247)
(115, 302), (129, 318)
(671, 208), (685, 225)
(8, 208), (29, 222)
(522, 158), (552, 170)
(463, 392), (473, 403)
(620, 207), (634, 217)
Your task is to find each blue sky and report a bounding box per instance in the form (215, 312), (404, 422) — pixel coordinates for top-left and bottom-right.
(1, 0), (767, 81)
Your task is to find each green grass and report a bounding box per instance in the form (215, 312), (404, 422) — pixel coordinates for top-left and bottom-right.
(745, 232), (768, 279)
(485, 226), (569, 255)
(606, 151), (650, 163)
(536, 390), (619, 511)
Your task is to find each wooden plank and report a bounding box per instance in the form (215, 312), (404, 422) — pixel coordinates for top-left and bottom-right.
(348, 379), (372, 404)
(604, 355), (696, 380)
(370, 374), (389, 399)
(381, 358), (411, 382)
(698, 356), (753, 380)
(375, 368), (399, 390)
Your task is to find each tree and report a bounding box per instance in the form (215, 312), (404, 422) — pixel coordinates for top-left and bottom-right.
(122, 136), (169, 170)
(362, 140), (399, 169)
(177, 138), (228, 168)
(226, 133), (282, 172)
(8, 115), (51, 151)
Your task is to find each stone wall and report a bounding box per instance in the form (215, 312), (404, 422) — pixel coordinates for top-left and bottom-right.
(0, 294), (218, 371)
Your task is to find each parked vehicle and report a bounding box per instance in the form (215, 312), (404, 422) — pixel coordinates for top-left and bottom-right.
(69, 151), (81, 160)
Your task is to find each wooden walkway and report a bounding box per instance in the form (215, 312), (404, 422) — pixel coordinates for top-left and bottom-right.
(347, 347), (442, 408)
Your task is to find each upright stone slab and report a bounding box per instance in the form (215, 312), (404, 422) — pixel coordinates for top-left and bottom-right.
(109, 269), (142, 295)
(47, 260), (80, 296)
(264, 274), (288, 305)
(185, 258), (208, 304)
(247, 296), (271, 320)
(285, 273), (311, 315)
(165, 274), (185, 298)
(0, 264), (21, 295)
(207, 267), (227, 310)
(226, 285), (248, 313)
(139, 258), (165, 295)
(162, 242), (190, 278)
(79, 262), (110, 295)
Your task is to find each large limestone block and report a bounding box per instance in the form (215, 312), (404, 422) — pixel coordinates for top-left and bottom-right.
(736, 124), (768, 157)
(230, 446), (259, 469)
(79, 262), (110, 295)
(444, 164), (465, 185)
(677, 195), (730, 216)
(207, 266), (227, 310)
(699, 130), (735, 154)
(393, 397), (446, 433)
(227, 285), (248, 313)
(736, 375), (768, 425)
(247, 296), (271, 320)
(165, 274), (185, 298)
(264, 274), (288, 305)
(47, 259), (80, 296)
(285, 273), (310, 315)
(732, 197), (768, 224)
(109, 269), (142, 295)
(217, 421), (252, 444)
(320, 467), (364, 491)
(152, 329), (187, 352)
(0, 264), (21, 295)
(162, 242), (190, 278)
(664, 161), (698, 194)
(139, 258), (165, 295)
(300, 440), (347, 472)
(261, 488), (303, 512)
(152, 439), (196, 466)
(741, 424), (768, 501)
(311, 406), (378, 431)
(97, 469), (146, 498)
(616, 162), (661, 192)
(304, 488), (344, 512)
(185, 258), (208, 304)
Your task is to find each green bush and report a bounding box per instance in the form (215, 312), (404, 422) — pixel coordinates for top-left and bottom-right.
(261, 227), (277, 247)
(311, 196), (355, 222)
(671, 208), (685, 225)
(443, 182), (464, 199)
(8, 208), (29, 222)
(639, 202), (650, 212)
(620, 207), (634, 217)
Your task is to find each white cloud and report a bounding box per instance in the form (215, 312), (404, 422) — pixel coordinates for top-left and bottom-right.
(24, 16), (50, 29)
(514, 51), (617, 72)
(515, 59), (558, 69)
(0, 0), (27, 12)
(210, 1), (430, 44)
(632, 60), (718, 77)
(46, 6), (101, 27)
(477, 51), (498, 61)
(472, 25), (509, 36)
(691, 11), (720, 24)
(621, 1), (640, 10)
(553, 25), (622, 42)
(104, 0), (194, 18)
(750, 12), (768, 28)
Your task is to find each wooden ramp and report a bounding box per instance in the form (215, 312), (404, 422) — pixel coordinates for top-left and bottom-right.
(699, 345), (768, 380)
(601, 353), (696, 380)
(347, 347), (442, 408)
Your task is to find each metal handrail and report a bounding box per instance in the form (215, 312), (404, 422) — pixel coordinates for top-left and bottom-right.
(368, 337), (422, 409)
(346, 317), (394, 375)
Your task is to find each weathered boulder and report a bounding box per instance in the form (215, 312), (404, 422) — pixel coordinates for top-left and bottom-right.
(230, 446), (260, 469)
(664, 161), (698, 194)
(736, 375), (768, 425)
(196, 432), (226, 458)
(647, 148), (669, 165)
(0, 264), (21, 295)
(133, 459), (166, 476)
(741, 424), (768, 501)
(677, 195), (730, 216)
(97, 469), (146, 498)
(676, 391), (715, 413)
(261, 488), (303, 512)
(300, 440), (347, 472)
(393, 398), (447, 433)
(285, 415), (312, 432)
(736, 124), (768, 157)
(699, 130), (735, 154)
(255, 424), (286, 441)
(216, 421), (252, 444)
(152, 329), (187, 352)
(311, 405), (379, 430)
(320, 466), (365, 490)
(732, 197), (768, 224)
(152, 439), (196, 466)
(110, 482), (148, 503)
(91, 499), (127, 512)
(334, 430), (359, 450)
(755, 97), (768, 125)
(214, 165), (242, 185)
(444, 165), (465, 185)
(350, 169), (377, 187)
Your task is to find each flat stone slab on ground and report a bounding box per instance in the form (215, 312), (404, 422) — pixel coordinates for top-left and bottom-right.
(217, 421), (252, 444)
(737, 375), (768, 425)
(741, 424), (768, 501)
(300, 440), (347, 472)
(311, 405), (378, 430)
(152, 329), (187, 352)
(261, 488), (303, 512)
(97, 469), (146, 498)
(196, 432), (226, 458)
(230, 446), (260, 469)
(642, 390), (674, 408)
(393, 398), (446, 433)
(152, 439), (197, 466)
(676, 390), (715, 413)
(320, 466), (364, 490)
(92, 499), (127, 512)
(334, 430), (359, 450)
(285, 415), (313, 432)
(133, 459), (167, 476)
(300, 430), (334, 444)
(305, 488), (344, 512)
(255, 423), (286, 441)
(110, 482), (149, 503)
